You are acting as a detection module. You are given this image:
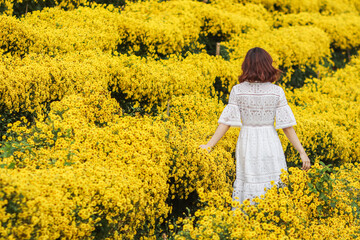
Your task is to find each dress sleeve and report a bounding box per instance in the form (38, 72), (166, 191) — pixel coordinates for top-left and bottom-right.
(275, 88), (297, 129)
(218, 87), (242, 127)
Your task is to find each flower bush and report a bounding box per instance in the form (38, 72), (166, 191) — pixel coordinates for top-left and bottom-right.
(175, 163), (360, 240)
(0, 0), (359, 239)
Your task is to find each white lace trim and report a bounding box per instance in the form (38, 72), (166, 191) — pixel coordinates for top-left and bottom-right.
(218, 104), (242, 127)
(275, 104), (297, 129)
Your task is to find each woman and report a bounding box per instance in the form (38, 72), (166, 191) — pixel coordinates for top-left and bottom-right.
(200, 47), (311, 208)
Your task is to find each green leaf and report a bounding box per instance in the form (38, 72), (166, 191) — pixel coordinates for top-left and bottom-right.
(7, 162), (16, 169)
(316, 182), (322, 190)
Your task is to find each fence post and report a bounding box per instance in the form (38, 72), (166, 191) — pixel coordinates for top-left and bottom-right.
(25, 3), (28, 16)
(216, 42), (220, 56)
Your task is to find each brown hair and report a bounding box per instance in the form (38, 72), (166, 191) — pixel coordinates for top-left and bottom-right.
(238, 47), (282, 83)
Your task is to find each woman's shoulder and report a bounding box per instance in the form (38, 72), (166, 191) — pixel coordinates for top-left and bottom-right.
(231, 82), (246, 94)
(271, 83), (283, 89)
(273, 84), (286, 94)
(232, 81), (282, 95)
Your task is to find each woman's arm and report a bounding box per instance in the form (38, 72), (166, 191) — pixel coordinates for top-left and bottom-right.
(282, 126), (311, 170)
(200, 123), (230, 152)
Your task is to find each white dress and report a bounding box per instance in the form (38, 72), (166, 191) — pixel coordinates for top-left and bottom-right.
(217, 81), (297, 209)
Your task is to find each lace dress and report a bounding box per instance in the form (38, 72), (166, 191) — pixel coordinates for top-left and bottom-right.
(218, 81), (297, 209)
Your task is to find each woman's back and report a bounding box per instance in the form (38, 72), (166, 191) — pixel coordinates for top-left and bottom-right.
(220, 81), (296, 129)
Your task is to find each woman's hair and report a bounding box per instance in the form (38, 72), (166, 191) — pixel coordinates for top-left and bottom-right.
(238, 47), (282, 83)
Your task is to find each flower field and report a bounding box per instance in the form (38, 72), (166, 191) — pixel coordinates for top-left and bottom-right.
(0, 0), (359, 239)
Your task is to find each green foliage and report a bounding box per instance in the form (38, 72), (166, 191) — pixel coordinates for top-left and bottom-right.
(307, 162), (337, 218)
(331, 47), (360, 70)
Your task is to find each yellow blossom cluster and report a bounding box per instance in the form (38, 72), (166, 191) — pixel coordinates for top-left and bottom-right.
(0, 15), (36, 56)
(283, 57), (360, 165)
(225, 25), (331, 83)
(210, 0), (360, 14)
(274, 12), (360, 50)
(1, 87), (173, 238)
(0, 51), (238, 114)
(1, 1), (270, 57)
(0, 85), (243, 238)
(2, 55), (359, 237)
(0, 0), (359, 238)
(155, 94), (239, 200)
(175, 163), (360, 239)
(0, 0), (86, 15)
(1, 0), (358, 114)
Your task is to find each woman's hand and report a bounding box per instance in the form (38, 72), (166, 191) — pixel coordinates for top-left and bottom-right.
(199, 124), (229, 153)
(300, 152), (311, 171)
(199, 144), (212, 153)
